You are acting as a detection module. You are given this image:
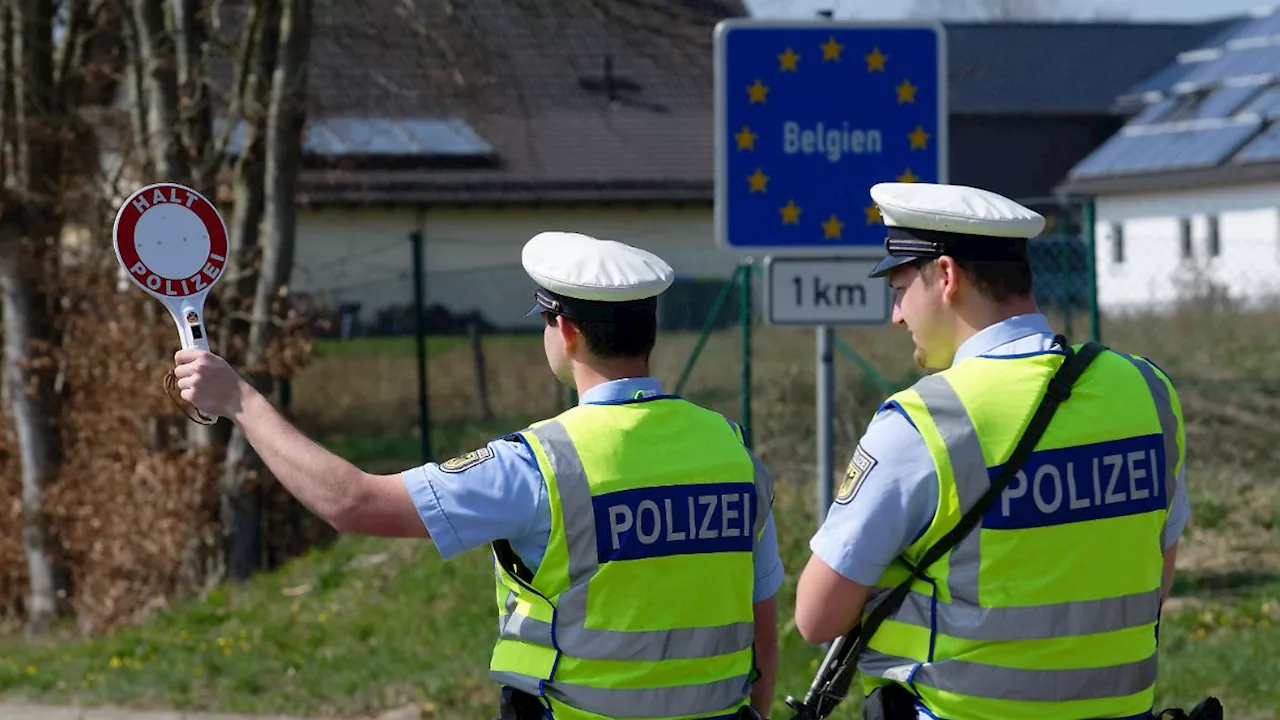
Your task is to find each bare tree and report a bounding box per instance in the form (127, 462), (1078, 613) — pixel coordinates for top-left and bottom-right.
(0, 0), (118, 636)
(119, 0), (312, 582)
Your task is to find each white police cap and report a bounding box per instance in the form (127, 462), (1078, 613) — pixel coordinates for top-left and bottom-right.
(868, 182), (1046, 278)
(522, 231), (675, 320)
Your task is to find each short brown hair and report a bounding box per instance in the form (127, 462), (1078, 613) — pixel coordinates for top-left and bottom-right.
(921, 257), (1033, 303)
(543, 311), (658, 359)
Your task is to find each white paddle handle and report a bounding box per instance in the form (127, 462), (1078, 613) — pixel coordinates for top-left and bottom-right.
(179, 303), (210, 352)
(176, 303), (219, 424)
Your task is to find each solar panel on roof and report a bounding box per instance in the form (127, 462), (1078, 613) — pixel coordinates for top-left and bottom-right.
(1177, 43), (1280, 88)
(1233, 121), (1280, 164)
(299, 116), (493, 157)
(1241, 84), (1280, 119)
(1229, 11), (1280, 43)
(217, 115), (493, 159)
(1128, 96), (1178, 125)
(399, 119), (495, 156)
(1069, 119), (1262, 179)
(1177, 83), (1266, 120)
(1123, 61), (1196, 100)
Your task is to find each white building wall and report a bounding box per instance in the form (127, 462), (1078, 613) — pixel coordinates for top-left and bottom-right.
(291, 205), (742, 330)
(1093, 181), (1280, 314)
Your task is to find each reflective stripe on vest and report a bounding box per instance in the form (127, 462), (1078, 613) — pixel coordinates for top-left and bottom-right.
(859, 351), (1179, 711)
(491, 404), (771, 719)
(490, 670), (753, 718)
(861, 651), (1159, 702)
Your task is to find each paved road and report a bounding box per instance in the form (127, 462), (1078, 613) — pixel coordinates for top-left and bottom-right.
(0, 704), (423, 720)
(0, 704), (362, 720)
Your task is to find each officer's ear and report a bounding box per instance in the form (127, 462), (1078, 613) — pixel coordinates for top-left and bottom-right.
(933, 256), (964, 305)
(557, 315), (584, 353)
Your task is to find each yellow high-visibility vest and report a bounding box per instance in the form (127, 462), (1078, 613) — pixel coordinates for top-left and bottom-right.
(861, 346), (1184, 720)
(489, 397), (774, 720)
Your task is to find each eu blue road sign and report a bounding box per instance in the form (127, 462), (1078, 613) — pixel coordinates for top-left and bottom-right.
(714, 20), (947, 255)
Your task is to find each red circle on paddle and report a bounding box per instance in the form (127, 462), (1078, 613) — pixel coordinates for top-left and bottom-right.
(113, 183), (229, 299)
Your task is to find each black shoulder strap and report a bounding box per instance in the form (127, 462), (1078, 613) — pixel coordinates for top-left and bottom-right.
(843, 335), (1108, 668)
(493, 539), (536, 584)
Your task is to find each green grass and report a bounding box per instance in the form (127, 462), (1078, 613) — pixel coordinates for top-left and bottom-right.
(0, 431), (1274, 718)
(6, 303), (1280, 718)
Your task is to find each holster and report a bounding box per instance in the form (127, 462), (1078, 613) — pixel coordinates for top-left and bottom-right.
(1156, 696), (1225, 720)
(496, 687), (549, 720)
(861, 683), (919, 720)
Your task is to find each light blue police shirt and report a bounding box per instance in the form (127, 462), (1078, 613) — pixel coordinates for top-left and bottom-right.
(810, 313), (1191, 589)
(404, 377), (785, 603)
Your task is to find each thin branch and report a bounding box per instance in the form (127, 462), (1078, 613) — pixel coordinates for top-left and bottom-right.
(0, 1), (13, 189)
(174, 0), (212, 194)
(201, 0), (262, 179)
(131, 0), (185, 178)
(120, 0), (151, 176)
(14, 0), (58, 194)
(53, 0), (88, 99)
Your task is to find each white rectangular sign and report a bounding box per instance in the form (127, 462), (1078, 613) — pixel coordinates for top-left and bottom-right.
(765, 256), (891, 326)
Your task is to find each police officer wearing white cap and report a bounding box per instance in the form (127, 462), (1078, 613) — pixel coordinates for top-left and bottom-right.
(171, 231), (781, 720)
(791, 183), (1190, 720)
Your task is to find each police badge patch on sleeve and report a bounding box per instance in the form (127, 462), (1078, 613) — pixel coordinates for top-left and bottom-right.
(835, 444), (878, 504)
(439, 446), (495, 473)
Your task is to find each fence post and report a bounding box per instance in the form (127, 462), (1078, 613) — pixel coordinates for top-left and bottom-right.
(740, 260), (754, 449)
(674, 264), (742, 395)
(1083, 198), (1102, 342)
(1059, 222), (1074, 341)
(410, 229), (431, 464)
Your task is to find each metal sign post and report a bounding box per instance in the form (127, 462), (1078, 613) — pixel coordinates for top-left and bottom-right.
(714, 18), (948, 527)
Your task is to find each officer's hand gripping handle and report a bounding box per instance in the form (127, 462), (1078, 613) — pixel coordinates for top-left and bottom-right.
(783, 628), (859, 720)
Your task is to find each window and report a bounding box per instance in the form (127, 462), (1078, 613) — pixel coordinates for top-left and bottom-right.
(1111, 223), (1125, 264)
(1179, 217), (1193, 259)
(1207, 215), (1221, 257)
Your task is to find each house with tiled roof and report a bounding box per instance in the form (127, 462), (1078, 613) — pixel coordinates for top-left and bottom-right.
(1058, 6), (1280, 314)
(281, 0), (752, 333)
(292, 6), (1242, 332)
(99, 2), (1242, 333)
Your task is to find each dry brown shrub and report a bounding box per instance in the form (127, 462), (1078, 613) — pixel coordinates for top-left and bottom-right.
(0, 220), (320, 635)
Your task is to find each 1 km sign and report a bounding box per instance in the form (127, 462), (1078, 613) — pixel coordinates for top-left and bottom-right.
(113, 183), (229, 298)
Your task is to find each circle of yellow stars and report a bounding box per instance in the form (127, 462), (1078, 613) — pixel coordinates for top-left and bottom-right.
(736, 35), (932, 240)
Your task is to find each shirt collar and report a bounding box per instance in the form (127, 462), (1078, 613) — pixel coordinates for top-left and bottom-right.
(578, 376), (667, 405)
(952, 313), (1056, 365)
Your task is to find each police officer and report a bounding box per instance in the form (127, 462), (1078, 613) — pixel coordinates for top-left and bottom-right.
(792, 183), (1190, 720)
(172, 230), (782, 720)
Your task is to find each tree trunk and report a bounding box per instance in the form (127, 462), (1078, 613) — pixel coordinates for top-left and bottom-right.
(173, 0), (212, 198)
(0, 224), (57, 636)
(130, 0), (186, 180)
(5, 0), (65, 638)
(220, 0), (309, 580)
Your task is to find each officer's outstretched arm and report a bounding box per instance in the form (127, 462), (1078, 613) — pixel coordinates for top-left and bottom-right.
(795, 556), (871, 644)
(225, 374), (430, 538)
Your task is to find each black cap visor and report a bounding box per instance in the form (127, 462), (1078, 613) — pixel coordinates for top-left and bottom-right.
(525, 287), (657, 322)
(869, 254), (921, 278)
(868, 227), (1029, 278)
